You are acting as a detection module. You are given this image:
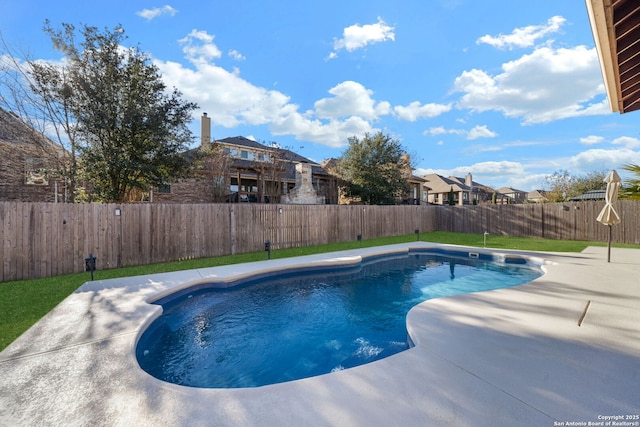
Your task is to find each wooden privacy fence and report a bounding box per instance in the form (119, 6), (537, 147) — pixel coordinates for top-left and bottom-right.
(434, 200), (640, 244)
(1, 201), (638, 282)
(0, 202), (436, 282)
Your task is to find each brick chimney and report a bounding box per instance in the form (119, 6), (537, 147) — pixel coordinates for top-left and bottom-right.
(466, 172), (474, 203)
(201, 112), (211, 146)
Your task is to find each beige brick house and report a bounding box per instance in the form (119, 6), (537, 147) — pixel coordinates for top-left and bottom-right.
(422, 173), (496, 205)
(153, 114), (338, 204)
(0, 107), (68, 202)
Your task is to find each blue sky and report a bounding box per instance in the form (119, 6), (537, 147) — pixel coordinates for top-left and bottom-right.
(2, 0), (640, 191)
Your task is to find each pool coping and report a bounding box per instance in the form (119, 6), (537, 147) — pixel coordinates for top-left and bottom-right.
(1, 242), (639, 426)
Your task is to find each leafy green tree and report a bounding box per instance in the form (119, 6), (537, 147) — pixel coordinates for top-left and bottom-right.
(337, 132), (409, 205)
(621, 163), (640, 200)
(34, 22), (197, 202)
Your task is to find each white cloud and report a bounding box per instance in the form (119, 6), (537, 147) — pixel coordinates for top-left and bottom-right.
(477, 16), (566, 49)
(467, 125), (498, 140)
(228, 50), (246, 61)
(179, 30), (222, 63)
(453, 45), (609, 124)
(522, 145), (640, 187)
(155, 30), (381, 148)
(568, 148), (640, 172)
(314, 81), (391, 121)
(580, 135), (605, 145)
(393, 101), (451, 121)
(270, 112), (376, 148)
(424, 127), (464, 137)
(425, 126), (450, 136)
(458, 161), (525, 176)
(136, 5), (177, 21)
(328, 17), (395, 60)
(418, 161), (525, 177)
(611, 136), (640, 149)
(417, 161), (535, 190)
(423, 124), (497, 140)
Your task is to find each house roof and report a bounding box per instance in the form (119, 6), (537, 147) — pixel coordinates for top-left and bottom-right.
(217, 136), (269, 151)
(409, 174), (428, 183)
(423, 173), (495, 194)
(569, 189), (607, 201)
(216, 136), (319, 166)
(0, 107), (60, 151)
(586, 0), (640, 113)
(527, 189), (549, 201)
(497, 186), (526, 195)
(422, 174), (466, 193)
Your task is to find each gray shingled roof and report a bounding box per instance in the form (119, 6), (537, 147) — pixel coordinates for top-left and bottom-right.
(217, 136), (269, 150)
(569, 189), (606, 201)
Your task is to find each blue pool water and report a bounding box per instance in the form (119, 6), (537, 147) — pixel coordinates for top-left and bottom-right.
(136, 250), (542, 388)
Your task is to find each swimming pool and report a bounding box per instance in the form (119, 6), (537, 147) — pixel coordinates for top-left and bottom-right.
(136, 249), (543, 388)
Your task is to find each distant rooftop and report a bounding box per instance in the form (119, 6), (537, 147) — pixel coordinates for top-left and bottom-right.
(569, 189), (606, 201)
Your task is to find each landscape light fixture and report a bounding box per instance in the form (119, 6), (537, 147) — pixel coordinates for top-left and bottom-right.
(265, 240), (271, 259)
(85, 253), (97, 281)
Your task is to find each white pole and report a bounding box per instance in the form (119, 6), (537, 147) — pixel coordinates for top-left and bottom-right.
(607, 225), (612, 263)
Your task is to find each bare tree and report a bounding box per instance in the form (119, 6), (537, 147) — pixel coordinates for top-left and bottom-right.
(199, 142), (233, 202)
(1, 31), (79, 200)
(256, 143), (288, 203)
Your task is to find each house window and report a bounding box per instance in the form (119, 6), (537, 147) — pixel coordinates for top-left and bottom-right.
(240, 150), (254, 160)
(257, 153), (264, 161)
(25, 158), (49, 185)
(157, 183), (171, 193)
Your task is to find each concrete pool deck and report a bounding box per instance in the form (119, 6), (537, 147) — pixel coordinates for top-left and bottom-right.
(0, 243), (639, 427)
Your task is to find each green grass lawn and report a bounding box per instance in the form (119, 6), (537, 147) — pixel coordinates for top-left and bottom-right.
(0, 231), (635, 352)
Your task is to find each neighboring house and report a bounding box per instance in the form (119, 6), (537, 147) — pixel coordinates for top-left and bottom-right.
(569, 189), (606, 202)
(423, 173), (495, 205)
(401, 154), (430, 205)
(404, 174), (429, 205)
(497, 187), (528, 204)
(154, 114), (337, 204)
(0, 107), (67, 202)
(527, 190), (549, 203)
